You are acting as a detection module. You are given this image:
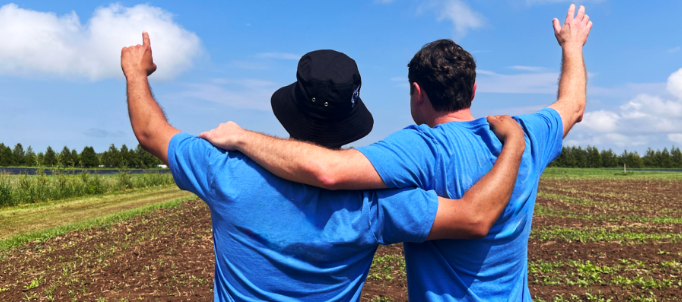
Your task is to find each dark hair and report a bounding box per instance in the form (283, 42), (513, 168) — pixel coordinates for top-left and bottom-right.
(408, 39), (476, 112)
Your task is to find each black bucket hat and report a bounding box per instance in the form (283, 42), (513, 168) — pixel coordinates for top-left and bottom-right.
(271, 50), (374, 149)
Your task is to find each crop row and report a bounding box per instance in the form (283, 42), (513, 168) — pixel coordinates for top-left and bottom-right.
(0, 171), (175, 207)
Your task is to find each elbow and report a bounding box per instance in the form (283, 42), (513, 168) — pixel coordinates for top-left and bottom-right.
(317, 174), (341, 190)
(467, 224), (491, 239)
(465, 216), (494, 239)
(308, 163), (342, 190)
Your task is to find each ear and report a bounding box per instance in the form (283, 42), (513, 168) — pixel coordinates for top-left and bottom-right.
(412, 82), (424, 105)
(471, 81), (477, 102)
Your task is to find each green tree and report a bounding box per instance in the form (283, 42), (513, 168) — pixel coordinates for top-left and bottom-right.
(101, 144), (120, 168)
(600, 149), (618, 167)
(120, 144), (130, 168)
(58, 146), (72, 167)
(25, 146), (36, 167)
(643, 148), (657, 167)
(70, 149), (80, 167)
(0, 145), (12, 167)
(586, 146), (602, 168)
(672, 146), (682, 168)
(44, 146), (57, 166)
(12, 143), (25, 166)
(80, 146), (99, 168)
(36, 152), (45, 166)
(660, 147), (672, 168)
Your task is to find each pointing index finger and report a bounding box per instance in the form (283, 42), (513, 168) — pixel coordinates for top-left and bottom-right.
(142, 31), (151, 47)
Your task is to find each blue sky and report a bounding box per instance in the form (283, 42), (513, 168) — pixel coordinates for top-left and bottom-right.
(1, 0), (681, 154)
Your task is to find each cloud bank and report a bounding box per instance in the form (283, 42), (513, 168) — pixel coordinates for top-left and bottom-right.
(0, 3), (201, 80)
(569, 68), (682, 147)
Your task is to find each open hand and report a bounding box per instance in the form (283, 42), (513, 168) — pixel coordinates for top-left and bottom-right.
(121, 32), (157, 79)
(487, 115), (525, 151)
(553, 4), (593, 50)
(199, 121), (245, 151)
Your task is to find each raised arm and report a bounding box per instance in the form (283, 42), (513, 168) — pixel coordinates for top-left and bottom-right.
(548, 4), (593, 138)
(122, 32), (180, 165)
(199, 122), (386, 190)
(427, 115), (525, 240)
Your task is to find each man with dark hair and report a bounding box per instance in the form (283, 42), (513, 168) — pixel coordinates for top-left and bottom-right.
(202, 4), (592, 301)
(122, 33), (526, 301)
(408, 39), (477, 112)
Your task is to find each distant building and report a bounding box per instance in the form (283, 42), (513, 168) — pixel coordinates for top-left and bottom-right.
(157, 164), (168, 169)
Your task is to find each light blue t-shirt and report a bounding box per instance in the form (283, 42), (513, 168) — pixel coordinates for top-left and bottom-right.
(167, 133), (439, 302)
(357, 108), (563, 302)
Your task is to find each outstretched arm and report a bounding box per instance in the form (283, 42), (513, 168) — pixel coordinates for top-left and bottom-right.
(199, 122), (385, 190)
(548, 4), (593, 138)
(427, 115), (525, 240)
(122, 32), (180, 165)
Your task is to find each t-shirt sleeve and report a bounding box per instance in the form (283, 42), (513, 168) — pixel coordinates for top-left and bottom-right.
(167, 133), (217, 202)
(367, 188), (438, 245)
(357, 126), (439, 189)
(516, 108), (564, 168)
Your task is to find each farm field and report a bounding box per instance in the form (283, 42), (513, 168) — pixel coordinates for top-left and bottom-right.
(1, 168), (681, 301)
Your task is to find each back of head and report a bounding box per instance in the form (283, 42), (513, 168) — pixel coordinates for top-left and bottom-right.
(408, 39), (476, 112)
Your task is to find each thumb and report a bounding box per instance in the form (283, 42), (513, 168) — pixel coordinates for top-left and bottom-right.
(142, 31), (151, 47)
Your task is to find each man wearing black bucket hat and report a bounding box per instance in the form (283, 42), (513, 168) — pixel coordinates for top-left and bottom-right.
(201, 5), (592, 301)
(122, 33), (525, 301)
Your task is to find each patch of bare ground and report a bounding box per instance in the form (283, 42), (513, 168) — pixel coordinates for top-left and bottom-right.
(0, 198), (215, 301)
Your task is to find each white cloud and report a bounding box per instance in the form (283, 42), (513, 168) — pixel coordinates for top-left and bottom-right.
(256, 52), (301, 60)
(476, 69), (559, 94)
(666, 68), (682, 99)
(0, 3), (201, 80)
(669, 134), (682, 143)
(669, 46), (681, 53)
(171, 78), (280, 111)
(509, 65), (546, 72)
(569, 68), (682, 146)
(418, 0), (484, 40)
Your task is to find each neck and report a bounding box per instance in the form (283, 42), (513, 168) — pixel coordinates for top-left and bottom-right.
(426, 108), (475, 127)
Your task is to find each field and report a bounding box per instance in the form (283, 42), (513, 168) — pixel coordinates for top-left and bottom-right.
(1, 168), (681, 301)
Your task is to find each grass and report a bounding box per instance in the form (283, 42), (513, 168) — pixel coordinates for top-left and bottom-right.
(0, 192), (195, 252)
(0, 169), (175, 207)
(0, 185), (194, 246)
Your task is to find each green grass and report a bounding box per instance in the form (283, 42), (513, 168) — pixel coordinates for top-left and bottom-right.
(0, 185), (194, 242)
(0, 170), (175, 207)
(0, 191), (196, 252)
(531, 226), (682, 243)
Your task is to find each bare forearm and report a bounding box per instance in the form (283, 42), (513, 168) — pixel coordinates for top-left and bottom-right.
(236, 131), (334, 187)
(234, 131), (384, 189)
(555, 47), (587, 136)
(126, 75), (179, 164)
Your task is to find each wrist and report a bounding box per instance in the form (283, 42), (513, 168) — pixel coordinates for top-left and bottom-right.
(561, 44), (584, 55)
(124, 70), (148, 82)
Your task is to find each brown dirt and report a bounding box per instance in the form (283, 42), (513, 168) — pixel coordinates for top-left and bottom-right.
(0, 198), (215, 301)
(2, 177), (681, 301)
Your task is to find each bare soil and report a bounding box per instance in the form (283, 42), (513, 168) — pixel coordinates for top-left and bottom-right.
(1, 177), (681, 301)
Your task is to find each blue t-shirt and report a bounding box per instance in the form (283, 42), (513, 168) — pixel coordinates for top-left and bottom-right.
(167, 133), (439, 302)
(357, 108), (563, 302)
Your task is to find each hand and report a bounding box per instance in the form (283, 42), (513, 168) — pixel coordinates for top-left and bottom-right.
(121, 32), (157, 79)
(553, 4), (593, 50)
(199, 121), (245, 151)
(487, 115), (525, 150)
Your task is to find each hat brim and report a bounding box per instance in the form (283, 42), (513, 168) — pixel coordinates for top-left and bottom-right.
(271, 82), (374, 149)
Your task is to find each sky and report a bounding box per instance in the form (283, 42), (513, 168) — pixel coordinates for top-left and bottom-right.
(0, 0), (681, 154)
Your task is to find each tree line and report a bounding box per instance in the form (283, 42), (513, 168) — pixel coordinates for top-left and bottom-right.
(0, 143), (162, 169)
(549, 146), (682, 168)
